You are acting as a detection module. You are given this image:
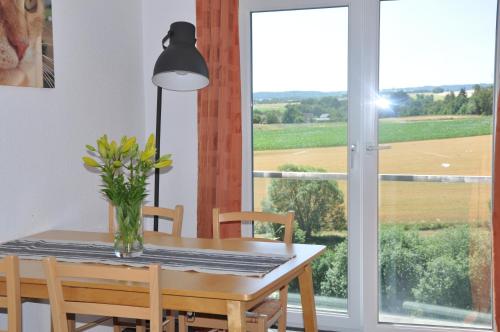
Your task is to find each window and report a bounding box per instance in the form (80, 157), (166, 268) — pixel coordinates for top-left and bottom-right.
(251, 6), (349, 315)
(377, 0), (496, 329)
(240, 0), (499, 331)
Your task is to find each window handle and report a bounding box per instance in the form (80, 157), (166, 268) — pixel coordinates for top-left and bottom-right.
(366, 144), (392, 152)
(350, 144), (357, 169)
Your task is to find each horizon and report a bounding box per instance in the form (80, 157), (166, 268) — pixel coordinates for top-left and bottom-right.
(253, 82), (494, 96)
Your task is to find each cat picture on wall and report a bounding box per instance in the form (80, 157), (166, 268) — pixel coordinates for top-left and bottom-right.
(0, 0), (55, 88)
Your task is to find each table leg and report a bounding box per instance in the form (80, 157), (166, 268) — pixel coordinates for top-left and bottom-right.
(299, 264), (317, 332)
(227, 300), (246, 332)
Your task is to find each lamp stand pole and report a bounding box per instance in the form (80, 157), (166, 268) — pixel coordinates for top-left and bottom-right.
(154, 86), (162, 231)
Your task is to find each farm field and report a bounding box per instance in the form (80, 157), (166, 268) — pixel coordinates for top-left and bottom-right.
(253, 102), (297, 112)
(253, 135), (492, 224)
(253, 116), (492, 151)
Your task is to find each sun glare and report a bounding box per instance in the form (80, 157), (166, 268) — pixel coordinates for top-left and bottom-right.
(375, 96), (391, 110)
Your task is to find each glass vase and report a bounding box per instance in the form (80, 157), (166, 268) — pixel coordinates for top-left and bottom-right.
(113, 201), (144, 257)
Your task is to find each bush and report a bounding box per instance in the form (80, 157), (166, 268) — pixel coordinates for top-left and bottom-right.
(253, 111), (264, 124)
(264, 110), (282, 124)
(289, 246), (338, 294)
(412, 255), (470, 309)
(379, 226), (426, 313)
(280, 224), (491, 316)
(320, 242), (347, 298)
(378, 225), (491, 315)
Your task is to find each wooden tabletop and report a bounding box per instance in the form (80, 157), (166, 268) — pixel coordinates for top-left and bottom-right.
(15, 230), (325, 303)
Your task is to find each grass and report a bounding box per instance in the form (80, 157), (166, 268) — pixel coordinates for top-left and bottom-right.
(253, 116), (492, 151)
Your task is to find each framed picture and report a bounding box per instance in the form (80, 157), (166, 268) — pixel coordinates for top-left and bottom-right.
(0, 0), (55, 88)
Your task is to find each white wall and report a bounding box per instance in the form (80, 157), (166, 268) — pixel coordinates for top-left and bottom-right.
(0, 0), (144, 330)
(141, 0), (198, 237)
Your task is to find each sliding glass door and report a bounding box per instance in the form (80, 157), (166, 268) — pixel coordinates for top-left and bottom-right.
(251, 4), (350, 313)
(377, 0), (496, 329)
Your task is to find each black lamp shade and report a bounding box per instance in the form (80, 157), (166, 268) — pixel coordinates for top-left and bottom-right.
(152, 22), (209, 91)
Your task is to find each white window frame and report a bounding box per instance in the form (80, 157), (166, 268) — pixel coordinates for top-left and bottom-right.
(239, 0), (500, 331)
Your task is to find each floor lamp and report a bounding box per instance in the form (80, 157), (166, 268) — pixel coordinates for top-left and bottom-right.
(151, 21), (209, 231)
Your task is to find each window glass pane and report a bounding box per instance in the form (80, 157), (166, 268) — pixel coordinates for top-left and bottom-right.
(378, 0), (496, 328)
(251, 7), (349, 313)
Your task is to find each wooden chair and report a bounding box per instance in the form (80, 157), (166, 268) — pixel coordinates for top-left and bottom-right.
(43, 257), (163, 332)
(0, 256), (21, 332)
(178, 208), (294, 332)
(109, 203), (183, 332)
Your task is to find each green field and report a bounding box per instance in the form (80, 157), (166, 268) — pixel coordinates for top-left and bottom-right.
(253, 116), (492, 151)
(253, 102), (293, 112)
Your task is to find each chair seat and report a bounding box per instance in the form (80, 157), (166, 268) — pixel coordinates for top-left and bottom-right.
(246, 298), (282, 323)
(182, 298), (282, 328)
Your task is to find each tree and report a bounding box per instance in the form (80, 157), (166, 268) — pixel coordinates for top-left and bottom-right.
(255, 200), (307, 244)
(454, 88), (468, 114)
(443, 91), (456, 114)
(283, 104), (304, 123)
(469, 85), (493, 115)
(268, 164), (346, 240)
(253, 109), (264, 124)
(388, 91), (411, 116)
(264, 110), (281, 124)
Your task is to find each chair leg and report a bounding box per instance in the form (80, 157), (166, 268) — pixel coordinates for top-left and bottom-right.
(113, 317), (121, 332)
(136, 319), (146, 332)
(278, 285), (289, 332)
(256, 316), (267, 332)
(166, 311), (176, 332)
(67, 313), (76, 332)
(178, 314), (188, 332)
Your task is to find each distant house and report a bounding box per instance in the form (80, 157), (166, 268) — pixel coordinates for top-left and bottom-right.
(314, 113), (330, 122)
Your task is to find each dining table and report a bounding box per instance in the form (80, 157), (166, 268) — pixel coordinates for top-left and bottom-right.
(0, 230), (325, 332)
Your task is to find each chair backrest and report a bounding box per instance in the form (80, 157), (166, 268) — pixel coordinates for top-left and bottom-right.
(43, 257), (162, 332)
(212, 208), (294, 244)
(108, 203), (184, 237)
(0, 256), (21, 332)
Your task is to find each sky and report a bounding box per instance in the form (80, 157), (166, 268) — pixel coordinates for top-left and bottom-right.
(251, 0), (497, 93)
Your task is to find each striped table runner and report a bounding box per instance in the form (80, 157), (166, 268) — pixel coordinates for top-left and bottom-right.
(0, 238), (294, 277)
